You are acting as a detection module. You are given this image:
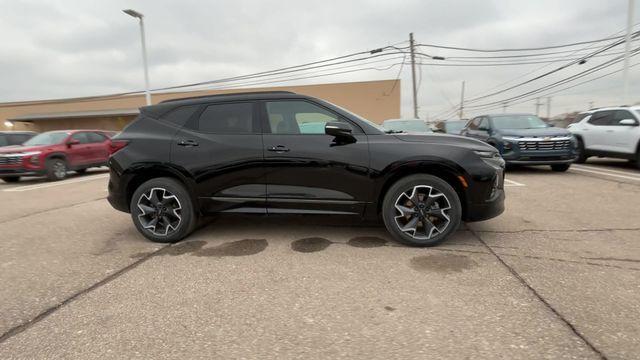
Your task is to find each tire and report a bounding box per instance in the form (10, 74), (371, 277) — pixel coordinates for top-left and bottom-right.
(551, 164), (571, 172)
(46, 158), (67, 181)
(1, 176), (20, 183)
(382, 174), (461, 247)
(76, 169), (87, 175)
(130, 177), (197, 243)
(574, 138), (587, 164)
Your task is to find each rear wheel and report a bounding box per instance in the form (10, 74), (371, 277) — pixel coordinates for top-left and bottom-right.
(382, 174), (461, 247)
(551, 164), (571, 172)
(1, 176), (20, 183)
(130, 177), (197, 243)
(46, 158), (67, 181)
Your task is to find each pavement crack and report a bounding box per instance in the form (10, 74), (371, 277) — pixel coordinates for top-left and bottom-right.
(0, 242), (170, 345)
(470, 229), (608, 360)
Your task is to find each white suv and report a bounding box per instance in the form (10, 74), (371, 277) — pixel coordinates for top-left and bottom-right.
(568, 106), (640, 166)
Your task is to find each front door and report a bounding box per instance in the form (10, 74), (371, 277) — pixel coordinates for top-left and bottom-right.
(260, 99), (371, 215)
(171, 101), (266, 213)
(68, 132), (93, 166)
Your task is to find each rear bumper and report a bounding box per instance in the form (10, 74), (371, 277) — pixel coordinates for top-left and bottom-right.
(464, 189), (505, 222)
(107, 164), (130, 213)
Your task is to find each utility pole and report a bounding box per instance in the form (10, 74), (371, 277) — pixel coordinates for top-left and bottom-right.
(502, 102), (508, 113)
(458, 81), (466, 119)
(409, 33), (419, 118)
(546, 96), (552, 119)
(588, 101), (594, 109)
(623, 0), (635, 105)
(534, 97), (543, 116)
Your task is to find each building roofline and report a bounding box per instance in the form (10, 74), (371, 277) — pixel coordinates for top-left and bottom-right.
(8, 108), (139, 122)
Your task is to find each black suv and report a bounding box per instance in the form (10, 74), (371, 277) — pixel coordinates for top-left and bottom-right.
(108, 91), (505, 246)
(460, 113), (576, 171)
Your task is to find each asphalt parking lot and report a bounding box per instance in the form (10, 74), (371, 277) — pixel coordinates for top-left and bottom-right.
(0, 160), (639, 359)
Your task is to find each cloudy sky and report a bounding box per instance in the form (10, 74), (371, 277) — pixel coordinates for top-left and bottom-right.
(1, 0), (639, 119)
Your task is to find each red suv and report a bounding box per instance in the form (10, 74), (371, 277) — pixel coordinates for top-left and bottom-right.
(0, 130), (119, 182)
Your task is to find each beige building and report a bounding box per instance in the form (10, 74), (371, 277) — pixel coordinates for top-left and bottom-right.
(1, 79), (400, 132)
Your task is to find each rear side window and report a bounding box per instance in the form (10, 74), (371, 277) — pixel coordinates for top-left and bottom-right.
(588, 111), (614, 126)
(160, 105), (200, 127)
(197, 102), (255, 133)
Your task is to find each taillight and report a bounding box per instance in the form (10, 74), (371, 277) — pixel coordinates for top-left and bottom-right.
(109, 140), (129, 154)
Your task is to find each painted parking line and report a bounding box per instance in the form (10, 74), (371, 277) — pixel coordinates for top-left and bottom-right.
(504, 178), (525, 187)
(572, 164), (640, 178)
(570, 166), (640, 182)
(3, 174), (109, 192)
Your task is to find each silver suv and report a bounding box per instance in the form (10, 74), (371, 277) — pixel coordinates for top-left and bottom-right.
(568, 106), (640, 166)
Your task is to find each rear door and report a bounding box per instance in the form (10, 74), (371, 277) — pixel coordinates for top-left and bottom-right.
(86, 132), (110, 164)
(171, 101), (266, 213)
(261, 99), (370, 215)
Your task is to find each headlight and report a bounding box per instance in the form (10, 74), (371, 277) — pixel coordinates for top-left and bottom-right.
(474, 149), (505, 169)
(473, 150), (498, 158)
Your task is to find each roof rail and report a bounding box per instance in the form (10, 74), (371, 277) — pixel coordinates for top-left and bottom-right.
(159, 91), (296, 103)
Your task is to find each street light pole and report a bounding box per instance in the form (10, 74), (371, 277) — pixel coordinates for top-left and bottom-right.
(622, 0), (635, 105)
(123, 9), (151, 106)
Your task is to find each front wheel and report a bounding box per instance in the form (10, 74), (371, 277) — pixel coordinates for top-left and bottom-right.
(382, 174), (461, 247)
(551, 164), (571, 172)
(130, 177), (197, 243)
(46, 158), (67, 181)
(574, 138), (587, 163)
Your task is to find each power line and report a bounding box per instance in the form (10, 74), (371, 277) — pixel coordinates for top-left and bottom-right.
(416, 34), (628, 53)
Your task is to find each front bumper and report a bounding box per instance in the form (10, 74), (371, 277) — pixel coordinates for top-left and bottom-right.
(0, 167), (45, 177)
(465, 188), (505, 222)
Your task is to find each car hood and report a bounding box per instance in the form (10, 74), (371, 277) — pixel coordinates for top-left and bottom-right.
(0, 145), (47, 154)
(393, 133), (495, 151)
(497, 127), (570, 137)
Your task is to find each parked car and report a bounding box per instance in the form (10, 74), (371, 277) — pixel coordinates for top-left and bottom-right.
(0, 131), (37, 148)
(440, 120), (467, 135)
(460, 113), (576, 171)
(0, 130), (117, 182)
(567, 106), (640, 166)
(382, 119), (432, 134)
(108, 91), (505, 247)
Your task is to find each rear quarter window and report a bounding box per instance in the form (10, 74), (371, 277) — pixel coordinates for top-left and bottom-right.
(159, 105), (200, 127)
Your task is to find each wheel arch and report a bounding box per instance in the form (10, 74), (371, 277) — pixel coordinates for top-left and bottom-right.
(123, 164), (196, 213)
(45, 152), (67, 162)
(375, 160), (468, 219)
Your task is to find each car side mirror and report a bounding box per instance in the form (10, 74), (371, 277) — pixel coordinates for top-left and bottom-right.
(67, 139), (80, 147)
(478, 126), (490, 132)
(619, 119), (638, 126)
(325, 122), (354, 139)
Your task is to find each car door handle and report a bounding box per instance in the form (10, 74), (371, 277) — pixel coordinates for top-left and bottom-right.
(177, 139), (199, 147)
(267, 145), (290, 153)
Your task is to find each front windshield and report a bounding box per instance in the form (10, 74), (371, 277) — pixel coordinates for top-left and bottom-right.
(491, 115), (548, 130)
(445, 121), (466, 133)
(23, 132), (69, 146)
(384, 120), (431, 133)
